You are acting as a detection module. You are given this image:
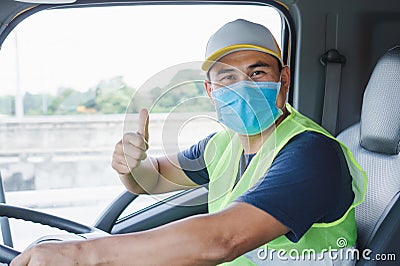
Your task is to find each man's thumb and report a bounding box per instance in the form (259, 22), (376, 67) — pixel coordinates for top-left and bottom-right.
(137, 108), (149, 142)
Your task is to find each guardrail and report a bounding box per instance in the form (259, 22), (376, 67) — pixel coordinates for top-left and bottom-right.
(0, 113), (220, 191)
(0, 112), (219, 160)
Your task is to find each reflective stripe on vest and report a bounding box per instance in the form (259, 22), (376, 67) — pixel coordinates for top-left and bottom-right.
(203, 104), (367, 265)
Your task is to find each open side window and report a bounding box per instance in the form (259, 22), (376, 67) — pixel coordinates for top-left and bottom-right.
(0, 2), (292, 248)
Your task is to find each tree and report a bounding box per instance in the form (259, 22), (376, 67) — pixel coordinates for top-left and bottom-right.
(0, 95), (15, 116)
(149, 69), (214, 113)
(95, 76), (140, 114)
(5, 76), (140, 116)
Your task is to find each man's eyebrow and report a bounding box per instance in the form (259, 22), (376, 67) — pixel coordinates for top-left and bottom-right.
(247, 61), (273, 70)
(214, 61), (272, 76)
(215, 68), (236, 76)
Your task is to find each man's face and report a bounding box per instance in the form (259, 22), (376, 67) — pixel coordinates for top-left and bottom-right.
(205, 50), (290, 109)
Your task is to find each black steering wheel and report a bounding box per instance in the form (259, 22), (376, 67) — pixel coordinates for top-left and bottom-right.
(0, 203), (109, 264)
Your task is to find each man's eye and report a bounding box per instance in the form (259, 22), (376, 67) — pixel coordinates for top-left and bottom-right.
(220, 75), (234, 81)
(251, 71), (265, 77)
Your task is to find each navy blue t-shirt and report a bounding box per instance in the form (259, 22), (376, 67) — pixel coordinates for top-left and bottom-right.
(177, 131), (354, 242)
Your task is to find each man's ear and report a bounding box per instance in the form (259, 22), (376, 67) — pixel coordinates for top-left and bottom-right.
(280, 66), (290, 95)
(204, 81), (215, 106)
(276, 66), (291, 108)
(204, 80), (213, 100)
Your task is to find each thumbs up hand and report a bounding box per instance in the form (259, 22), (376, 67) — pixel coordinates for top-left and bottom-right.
(137, 108), (149, 143)
(112, 109), (150, 175)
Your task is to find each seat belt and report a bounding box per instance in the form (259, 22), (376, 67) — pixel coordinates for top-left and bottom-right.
(320, 14), (346, 136)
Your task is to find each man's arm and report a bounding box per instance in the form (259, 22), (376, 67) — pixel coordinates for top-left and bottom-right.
(112, 109), (199, 194)
(11, 202), (289, 266)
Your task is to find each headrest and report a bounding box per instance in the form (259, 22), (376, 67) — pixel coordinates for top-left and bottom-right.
(360, 46), (400, 155)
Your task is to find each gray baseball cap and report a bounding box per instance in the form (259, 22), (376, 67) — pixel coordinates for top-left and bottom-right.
(202, 19), (283, 72)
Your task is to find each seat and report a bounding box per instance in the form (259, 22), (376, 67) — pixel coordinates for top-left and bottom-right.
(337, 46), (400, 264)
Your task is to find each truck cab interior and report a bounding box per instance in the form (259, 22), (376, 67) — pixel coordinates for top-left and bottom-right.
(0, 0), (399, 264)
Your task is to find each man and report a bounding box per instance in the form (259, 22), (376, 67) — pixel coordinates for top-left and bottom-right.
(12, 19), (366, 265)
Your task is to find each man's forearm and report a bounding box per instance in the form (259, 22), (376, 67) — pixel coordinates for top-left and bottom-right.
(11, 203), (288, 265)
(119, 156), (160, 194)
(81, 214), (230, 266)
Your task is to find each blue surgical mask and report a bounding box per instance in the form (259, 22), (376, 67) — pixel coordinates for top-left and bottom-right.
(211, 80), (283, 135)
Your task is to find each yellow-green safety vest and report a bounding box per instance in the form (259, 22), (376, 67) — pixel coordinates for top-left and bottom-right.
(204, 104), (367, 265)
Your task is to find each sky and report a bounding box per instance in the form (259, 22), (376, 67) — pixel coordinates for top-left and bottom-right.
(0, 4), (281, 96)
